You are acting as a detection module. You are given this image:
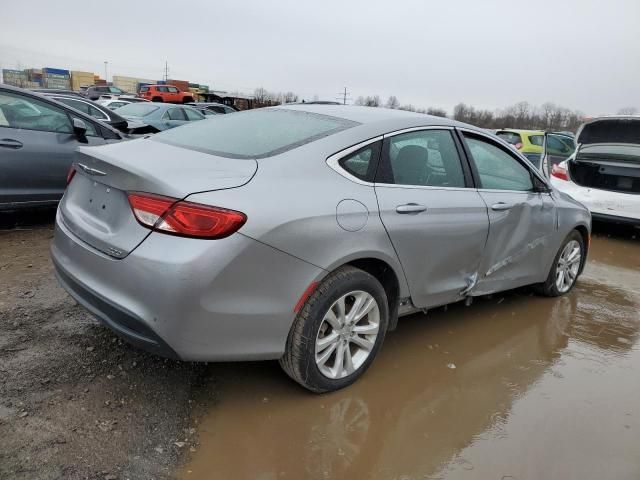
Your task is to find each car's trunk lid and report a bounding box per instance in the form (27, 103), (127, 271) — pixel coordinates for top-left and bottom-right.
(576, 117), (640, 146)
(570, 144), (640, 194)
(59, 138), (257, 258)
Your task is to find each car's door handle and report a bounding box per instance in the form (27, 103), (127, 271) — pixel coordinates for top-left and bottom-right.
(0, 139), (23, 149)
(396, 203), (427, 214)
(491, 202), (513, 211)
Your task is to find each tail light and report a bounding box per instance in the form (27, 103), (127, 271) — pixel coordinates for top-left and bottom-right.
(514, 142), (523, 150)
(551, 163), (569, 181)
(66, 165), (76, 186)
(128, 192), (246, 239)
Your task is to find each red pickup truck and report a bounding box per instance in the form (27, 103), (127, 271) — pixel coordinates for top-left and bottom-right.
(139, 85), (194, 104)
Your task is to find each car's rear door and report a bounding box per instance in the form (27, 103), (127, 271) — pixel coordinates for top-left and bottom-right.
(459, 130), (557, 294)
(0, 89), (106, 206)
(163, 107), (188, 128)
(374, 127), (489, 308)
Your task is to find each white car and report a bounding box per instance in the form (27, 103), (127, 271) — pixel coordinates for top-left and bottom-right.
(545, 117), (640, 225)
(98, 99), (132, 110)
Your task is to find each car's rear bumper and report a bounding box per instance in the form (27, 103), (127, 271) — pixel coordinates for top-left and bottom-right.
(51, 211), (324, 361)
(591, 212), (640, 226)
(551, 178), (640, 223)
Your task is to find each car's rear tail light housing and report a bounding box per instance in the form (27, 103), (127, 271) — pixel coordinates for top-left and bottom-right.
(551, 163), (569, 181)
(128, 192), (246, 239)
(66, 165), (76, 186)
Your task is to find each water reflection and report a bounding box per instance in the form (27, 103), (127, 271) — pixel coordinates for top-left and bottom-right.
(181, 232), (640, 480)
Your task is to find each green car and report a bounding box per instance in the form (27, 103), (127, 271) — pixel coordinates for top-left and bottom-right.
(495, 129), (545, 167)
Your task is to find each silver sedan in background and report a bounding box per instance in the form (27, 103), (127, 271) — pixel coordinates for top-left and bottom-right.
(51, 105), (591, 392)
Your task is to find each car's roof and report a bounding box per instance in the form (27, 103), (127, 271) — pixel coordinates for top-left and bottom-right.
(278, 104), (463, 128)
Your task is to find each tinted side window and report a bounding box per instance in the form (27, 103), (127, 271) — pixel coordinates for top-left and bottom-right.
(210, 106), (225, 114)
(0, 91), (72, 133)
(57, 98), (90, 115)
(464, 135), (533, 191)
(378, 130), (466, 187)
(529, 134), (544, 146)
(338, 142), (381, 182)
(167, 86), (179, 93)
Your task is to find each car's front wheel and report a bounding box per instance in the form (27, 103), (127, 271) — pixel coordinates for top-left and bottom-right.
(537, 230), (585, 297)
(280, 266), (389, 393)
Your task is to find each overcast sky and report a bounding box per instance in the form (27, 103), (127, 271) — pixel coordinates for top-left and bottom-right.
(1, 0), (639, 115)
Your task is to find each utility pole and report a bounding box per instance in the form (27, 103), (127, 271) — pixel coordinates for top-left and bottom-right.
(104, 61), (108, 82)
(336, 87), (351, 105)
(163, 61), (169, 82)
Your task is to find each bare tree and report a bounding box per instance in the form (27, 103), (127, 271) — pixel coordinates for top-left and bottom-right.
(253, 87), (269, 105)
(617, 107), (638, 115)
(426, 107), (447, 117)
(385, 95), (400, 109)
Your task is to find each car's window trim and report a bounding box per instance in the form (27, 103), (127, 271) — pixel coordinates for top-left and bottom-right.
(456, 127), (550, 192)
(0, 89), (75, 135)
(373, 125), (475, 191)
(326, 136), (384, 186)
(52, 96), (111, 122)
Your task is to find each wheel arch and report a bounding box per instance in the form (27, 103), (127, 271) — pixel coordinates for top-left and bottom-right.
(573, 223), (590, 274)
(320, 254), (409, 331)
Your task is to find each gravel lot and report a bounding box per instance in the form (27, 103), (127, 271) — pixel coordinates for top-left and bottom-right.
(0, 210), (217, 480)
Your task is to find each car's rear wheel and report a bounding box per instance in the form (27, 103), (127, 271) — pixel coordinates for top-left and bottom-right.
(280, 266), (388, 393)
(537, 230), (584, 297)
(182, 97), (194, 104)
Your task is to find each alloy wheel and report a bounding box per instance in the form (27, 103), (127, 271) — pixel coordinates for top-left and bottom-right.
(556, 239), (581, 293)
(315, 291), (380, 379)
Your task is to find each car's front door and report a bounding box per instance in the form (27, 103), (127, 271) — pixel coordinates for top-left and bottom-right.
(459, 130), (557, 294)
(375, 127), (490, 308)
(0, 90), (106, 206)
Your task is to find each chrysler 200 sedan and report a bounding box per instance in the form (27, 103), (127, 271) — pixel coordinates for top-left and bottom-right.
(51, 105), (591, 392)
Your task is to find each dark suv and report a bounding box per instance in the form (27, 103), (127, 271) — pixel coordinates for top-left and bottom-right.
(84, 85), (128, 101)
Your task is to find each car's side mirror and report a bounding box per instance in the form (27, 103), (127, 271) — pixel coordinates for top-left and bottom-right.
(532, 176), (551, 193)
(72, 118), (89, 143)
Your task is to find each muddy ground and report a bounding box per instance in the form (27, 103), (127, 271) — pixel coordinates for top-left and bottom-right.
(1, 210), (639, 480)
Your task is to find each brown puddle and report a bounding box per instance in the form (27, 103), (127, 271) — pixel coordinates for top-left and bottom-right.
(180, 225), (640, 480)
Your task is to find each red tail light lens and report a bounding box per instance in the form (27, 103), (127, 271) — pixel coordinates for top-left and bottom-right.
(128, 192), (246, 239)
(66, 165), (76, 186)
(551, 163), (569, 181)
(514, 142), (523, 150)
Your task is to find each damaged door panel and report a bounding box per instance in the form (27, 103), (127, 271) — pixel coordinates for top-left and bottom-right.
(374, 128), (489, 308)
(460, 131), (557, 295)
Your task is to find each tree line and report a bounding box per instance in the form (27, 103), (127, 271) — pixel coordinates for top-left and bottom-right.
(252, 87), (638, 132)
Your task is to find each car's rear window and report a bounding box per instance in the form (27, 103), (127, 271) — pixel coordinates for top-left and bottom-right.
(151, 108), (359, 159)
(116, 103), (159, 117)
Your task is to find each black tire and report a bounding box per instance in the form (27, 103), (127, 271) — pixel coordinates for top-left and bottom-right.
(280, 266), (389, 393)
(182, 97), (194, 104)
(151, 96), (163, 102)
(536, 230), (584, 297)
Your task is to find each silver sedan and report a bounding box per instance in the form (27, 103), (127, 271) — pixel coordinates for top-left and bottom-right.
(51, 105), (591, 392)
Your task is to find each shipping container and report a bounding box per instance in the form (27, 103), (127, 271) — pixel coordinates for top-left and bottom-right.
(71, 71), (95, 91)
(44, 67), (70, 76)
(167, 79), (190, 92)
